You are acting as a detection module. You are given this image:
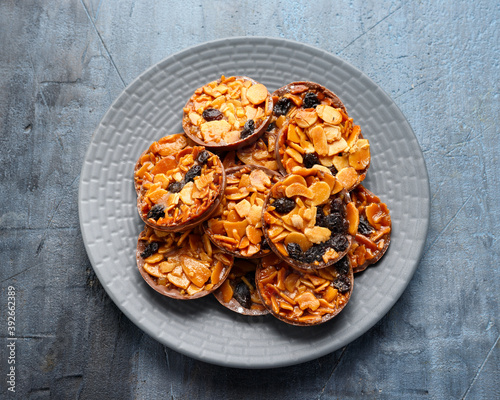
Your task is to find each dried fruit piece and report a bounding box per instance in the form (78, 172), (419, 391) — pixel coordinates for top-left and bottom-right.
(196, 150), (210, 164)
(140, 241), (160, 259)
(303, 153), (320, 168)
(273, 97), (292, 116)
(202, 108), (223, 121)
(272, 197), (296, 214)
(240, 119), (255, 139)
(303, 92), (320, 109)
(147, 204), (165, 221)
(168, 181), (183, 193)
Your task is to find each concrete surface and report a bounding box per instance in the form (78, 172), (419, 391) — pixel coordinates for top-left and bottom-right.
(0, 0), (498, 398)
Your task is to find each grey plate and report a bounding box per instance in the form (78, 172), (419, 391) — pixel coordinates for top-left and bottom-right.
(78, 37), (430, 369)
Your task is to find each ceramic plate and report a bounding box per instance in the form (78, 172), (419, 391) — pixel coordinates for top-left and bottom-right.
(78, 37), (430, 369)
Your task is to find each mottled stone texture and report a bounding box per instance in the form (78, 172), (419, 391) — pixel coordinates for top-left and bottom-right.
(0, 0), (498, 399)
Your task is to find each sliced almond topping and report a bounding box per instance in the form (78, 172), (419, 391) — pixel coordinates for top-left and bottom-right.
(288, 141), (305, 154)
(189, 112), (202, 126)
(332, 154), (350, 171)
(284, 231), (313, 251)
(328, 138), (348, 156)
(147, 188), (168, 203)
(223, 220), (248, 240)
(304, 226), (332, 244)
(316, 104), (342, 124)
(285, 183), (314, 199)
(246, 83), (268, 105)
(295, 292), (320, 311)
(285, 147), (304, 164)
(282, 174), (307, 187)
(309, 181), (331, 206)
(349, 141), (370, 170)
(318, 154), (334, 167)
(158, 261), (176, 274)
(246, 204), (263, 225)
(181, 256), (211, 288)
(322, 248), (339, 263)
(287, 124), (301, 143)
(244, 105), (257, 120)
(365, 203), (384, 229)
(336, 167), (358, 190)
(346, 124), (361, 147)
(294, 109), (318, 128)
(331, 180), (344, 194)
(223, 130), (241, 144)
(167, 271), (191, 290)
(200, 120), (231, 143)
(309, 125), (328, 156)
(290, 214), (304, 230)
(226, 190), (250, 201)
(234, 199), (251, 218)
(345, 202), (360, 235)
(179, 182), (194, 205)
(195, 172), (214, 190)
(249, 169), (271, 191)
(246, 225), (262, 245)
(324, 125), (342, 142)
(143, 263), (167, 279)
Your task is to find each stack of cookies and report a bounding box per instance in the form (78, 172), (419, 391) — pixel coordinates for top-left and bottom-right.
(133, 75), (391, 326)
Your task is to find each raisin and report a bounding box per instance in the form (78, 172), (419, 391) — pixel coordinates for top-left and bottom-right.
(303, 92), (320, 109)
(315, 206), (326, 227)
(273, 97), (292, 116)
(287, 243), (303, 260)
(303, 245), (324, 263)
(330, 198), (345, 215)
(333, 276), (351, 293)
(196, 150), (210, 164)
(233, 281), (252, 309)
(328, 235), (349, 252)
(325, 212), (347, 234)
(202, 108), (223, 121)
(303, 152), (320, 168)
(358, 216), (374, 236)
(266, 122), (276, 132)
(329, 166), (338, 175)
(167, 181), (183, 193)
(335, 257), (350, 275)
(140, 241), (160, 259)
(260, 236), (271, 251)
(184, 165), (202, 183)
(147, 204), (165, 220)
(240, 119), (255, 139)
(273, 198), (296, 214)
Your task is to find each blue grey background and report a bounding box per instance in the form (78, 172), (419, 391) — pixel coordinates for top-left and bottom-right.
(0, 1), (498, 399)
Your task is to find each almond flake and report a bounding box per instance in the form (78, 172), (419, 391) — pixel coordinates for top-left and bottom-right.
(234, 199), (251, 218)
(304, 226), (332, 244)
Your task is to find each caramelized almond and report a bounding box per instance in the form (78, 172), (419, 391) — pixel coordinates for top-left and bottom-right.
(285, 183), (314, 199)
(309, 181), (331, 206)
